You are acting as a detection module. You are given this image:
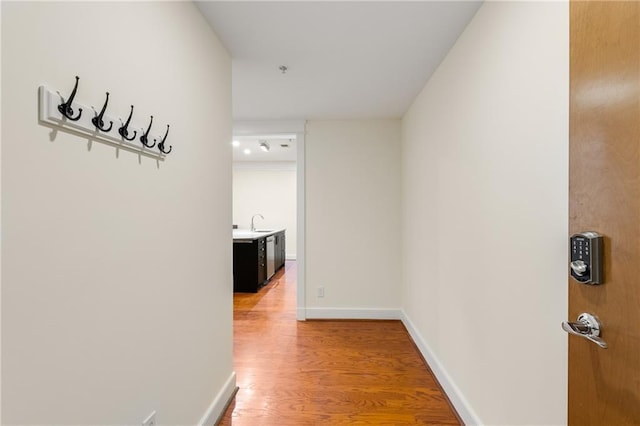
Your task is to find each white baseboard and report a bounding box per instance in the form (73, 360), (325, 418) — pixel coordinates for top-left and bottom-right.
(305, 308), (402, 320)
(198, 371), (238, 426)
(400, 311), (482, 426)
(286, 254), (296, 260)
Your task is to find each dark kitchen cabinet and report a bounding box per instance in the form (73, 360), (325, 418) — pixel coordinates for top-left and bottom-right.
(274, 231), (286, 272)
(233, 237), (267, 292)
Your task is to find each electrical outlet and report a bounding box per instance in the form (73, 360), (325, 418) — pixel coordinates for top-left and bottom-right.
(317, 286), (324, 297)
(142, 411), (156, 426)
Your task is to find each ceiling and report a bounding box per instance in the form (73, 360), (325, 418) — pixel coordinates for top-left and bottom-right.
(196, 1), (482, 122)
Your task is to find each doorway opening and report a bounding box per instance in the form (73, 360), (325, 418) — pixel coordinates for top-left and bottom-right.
(231, 121), (306, 319)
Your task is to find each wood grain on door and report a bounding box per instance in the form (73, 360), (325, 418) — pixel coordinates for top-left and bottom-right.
(569, 1), (640, 424)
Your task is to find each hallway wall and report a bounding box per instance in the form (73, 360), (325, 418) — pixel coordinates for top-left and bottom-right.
(1, 2), (233, 424)
(401, 2), (569, 424)
(305, 120), (402, 317)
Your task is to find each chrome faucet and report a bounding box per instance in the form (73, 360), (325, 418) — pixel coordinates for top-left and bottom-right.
(251, 214), (264, 231)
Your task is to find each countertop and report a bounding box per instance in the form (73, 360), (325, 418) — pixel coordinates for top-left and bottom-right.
(233, 228), (285, 241)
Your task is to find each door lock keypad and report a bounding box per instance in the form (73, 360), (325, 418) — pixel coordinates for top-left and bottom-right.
(570, 232), (603, 284)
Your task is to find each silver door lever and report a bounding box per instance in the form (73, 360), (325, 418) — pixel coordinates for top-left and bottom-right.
(562, 313), (608, 349)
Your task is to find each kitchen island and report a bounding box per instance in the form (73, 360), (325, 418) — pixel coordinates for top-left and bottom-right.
(233, 229), (286, 292)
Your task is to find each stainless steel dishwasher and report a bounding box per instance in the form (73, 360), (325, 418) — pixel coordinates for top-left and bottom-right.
(266, 235), (275, 279)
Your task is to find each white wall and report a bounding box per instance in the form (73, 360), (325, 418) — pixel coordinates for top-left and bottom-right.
(305, 120), (401, 317)
(1, 2), (233, 424)
(401, 2), (568, 425)
(233, 163), (297, 258)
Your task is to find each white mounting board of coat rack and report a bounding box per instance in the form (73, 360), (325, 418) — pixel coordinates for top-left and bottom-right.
(38, 85), (167, 161)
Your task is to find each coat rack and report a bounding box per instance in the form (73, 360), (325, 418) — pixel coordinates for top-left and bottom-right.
(39, 76), (172, 160)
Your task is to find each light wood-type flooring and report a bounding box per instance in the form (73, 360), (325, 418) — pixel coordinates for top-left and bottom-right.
(218, 261), (460, 425)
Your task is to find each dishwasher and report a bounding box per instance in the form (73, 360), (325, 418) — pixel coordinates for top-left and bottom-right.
(266, 236), (275, 279)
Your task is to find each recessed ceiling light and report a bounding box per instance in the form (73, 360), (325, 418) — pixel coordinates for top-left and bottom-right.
(232, 140), (240, 147)
(243, 149), (251, 155)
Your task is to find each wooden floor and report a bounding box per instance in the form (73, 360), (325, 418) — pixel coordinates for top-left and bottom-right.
(219, 261), (460, 425)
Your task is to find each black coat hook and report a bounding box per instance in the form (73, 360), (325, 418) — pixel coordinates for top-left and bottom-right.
(140, 116), (156, 148)
(118, 105), (137, 141)
(91, 92), (113, 132)
(158, 125), (172, 154)
(57, 76), (82, 121)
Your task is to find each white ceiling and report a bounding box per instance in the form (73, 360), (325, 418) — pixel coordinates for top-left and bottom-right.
(196, 1), (482, 122)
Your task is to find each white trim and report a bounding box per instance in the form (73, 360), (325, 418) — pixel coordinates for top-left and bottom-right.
(198, 371), (237, 426)
(296, 128), (306, 321)
(305, 308), (402, 320)
(232, 161), (296, 171)
(285, 254), (296, 261)
(233, 120), (306, 135)
(296, 308), (307, 320)
(400, 311), (482, 426)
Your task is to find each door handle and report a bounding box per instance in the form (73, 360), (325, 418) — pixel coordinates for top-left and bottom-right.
(570, 260), (588, 276)
(562, 312), (608, 349)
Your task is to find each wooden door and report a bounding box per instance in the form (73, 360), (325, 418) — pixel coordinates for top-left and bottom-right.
(569, 1), (640, 424)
